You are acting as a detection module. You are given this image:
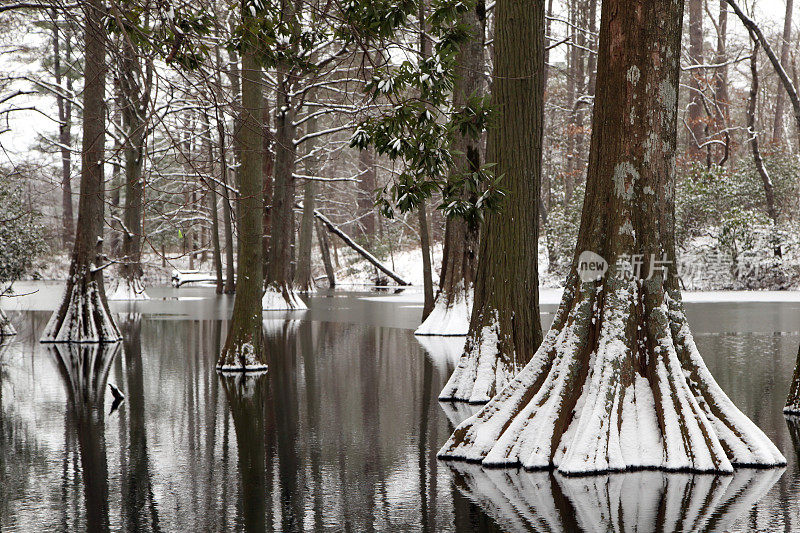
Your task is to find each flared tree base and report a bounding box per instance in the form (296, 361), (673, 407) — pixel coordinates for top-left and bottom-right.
(107, 277), (150, 301)
(438, 277), (785, 475)
(262, 284), (307, 311)
(439, 308), (521, 404)
(415, 286), (472, 336)
(217, 338), (268, 373)
(41, 269), (121, 343)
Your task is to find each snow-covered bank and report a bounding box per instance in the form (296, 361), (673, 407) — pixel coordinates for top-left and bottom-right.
(362, 288), (800, 305)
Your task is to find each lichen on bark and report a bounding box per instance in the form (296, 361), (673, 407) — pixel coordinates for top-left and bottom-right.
(438, 0), (785, 474)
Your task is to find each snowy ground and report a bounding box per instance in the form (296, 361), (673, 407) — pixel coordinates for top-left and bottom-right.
(21, 234), (800, 293)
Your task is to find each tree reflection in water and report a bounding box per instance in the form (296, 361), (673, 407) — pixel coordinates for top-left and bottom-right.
(448, 462), (783, 533)
(220, 371), (270, 533)
(117, 314), (162, 533)
(50, 341), (120, 533)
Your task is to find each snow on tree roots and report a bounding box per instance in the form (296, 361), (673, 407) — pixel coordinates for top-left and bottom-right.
(438, 277), (786, 475)
(41, 275), (121, 343)
(262, 285), (307, 311)
(415, 287), (472, 336)
(107, 278), (150, 301)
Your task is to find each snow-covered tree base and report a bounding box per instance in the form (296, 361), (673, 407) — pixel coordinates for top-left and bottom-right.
(438, 278), (786, 475)
(0, 308), (16, 336)
(415, 288), (472, 336)
(217, 341), (269, 373)
(41, 275), (121, 343)
(449, 462), (782, 532)
(262, 285), (307, 311)
(107, 278), (150, 301)
(438, 309), (515, 404)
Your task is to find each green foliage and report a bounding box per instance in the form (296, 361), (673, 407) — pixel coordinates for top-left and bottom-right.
(350, 0), (502, 222)
(0, 183), (46, 286)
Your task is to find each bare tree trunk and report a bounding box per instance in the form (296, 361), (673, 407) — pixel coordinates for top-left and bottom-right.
(295, 117), (317, 292)
(748, 42), (778, 225)
(713, 0), (730, 164)
(773, 0), (793, 145)
(357, 148), (376, 243)
(418, 202), (434, 318)
(687, 0), (705, 158)
(748, 40), (781, 258)
(727, 0), (800, 152)
(209, 177), (224, 293)
(417, 0), (484, 336)
(42, 0), (120, 342)
(112, 21), (151, 300)
(53, 18), (74, 248)
(218, 7), (266, 370)
(218, 121), (236, 294)
(440, 0), (785, 474)
(214, 44), (237, 294)
(315, 218), (335, 288)
(439, 0), (543, 403)
(418, 0), (435, 318)
(264, 0), (304, 310)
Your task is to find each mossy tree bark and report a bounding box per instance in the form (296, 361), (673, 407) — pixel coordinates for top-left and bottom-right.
(439, 0), (785, 474)
(42, 0), (120, 343)
(217, 7), (266, 371)
(416, 0), (484, 336)
(438, 0), (543, 403)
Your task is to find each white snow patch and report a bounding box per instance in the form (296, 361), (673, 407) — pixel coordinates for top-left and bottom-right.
(415, 285), (472, 336)
(107, 278), (150, 300)
(262, 286), (308, 311)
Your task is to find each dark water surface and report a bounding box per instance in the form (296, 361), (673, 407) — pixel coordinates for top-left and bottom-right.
(1, 285), (800, 531)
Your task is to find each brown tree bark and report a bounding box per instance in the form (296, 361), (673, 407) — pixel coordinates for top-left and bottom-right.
(439, 0), (543, 403)
(111, 19), (151, 300)
(773, 0), (794, 145)
(42, 0), (120, 342)
(357, 148), (376, 242)
(417, 0), (435, 319)
(786, 343), (800, 413)
(747, 41), (778, 227)
(315, 218), (336, 287)
(687, 0), (706, 158)
(294, 123), (317, 292)
(712, 0), (730, 164)
(416, 0), (484, 336)
(214, 44), (236, 294)
(727, 0), (800, 152)
(217, 6), (266, 371)
(263, 0), (305, 310)
(439, 0), (785, 474)
(53, 17), (74, 248)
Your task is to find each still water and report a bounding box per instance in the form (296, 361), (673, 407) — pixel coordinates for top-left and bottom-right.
(1, 284), (800, 531)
